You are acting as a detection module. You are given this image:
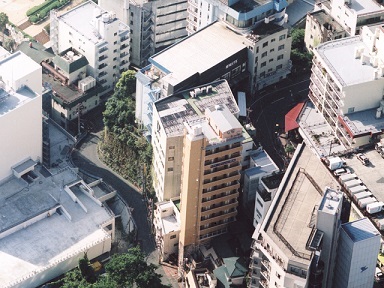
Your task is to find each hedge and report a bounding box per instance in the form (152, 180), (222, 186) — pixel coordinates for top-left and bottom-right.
(26, 0), (55, 17)
(28, 0), (70, 24)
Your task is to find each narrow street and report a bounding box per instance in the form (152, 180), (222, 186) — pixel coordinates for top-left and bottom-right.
(71, 108), (179, 287)
(250, 73), (311, 169)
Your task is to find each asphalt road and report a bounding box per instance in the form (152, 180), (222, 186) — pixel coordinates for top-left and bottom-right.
(71, 110), (179, 287)
(249, 73), (311, 169)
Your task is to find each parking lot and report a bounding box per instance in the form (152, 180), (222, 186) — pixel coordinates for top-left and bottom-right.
(343, 149), (384, 203)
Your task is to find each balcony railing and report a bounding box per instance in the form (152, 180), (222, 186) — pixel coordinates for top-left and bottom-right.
(261, 260), (271, 271)
(260, 270), (270, 280)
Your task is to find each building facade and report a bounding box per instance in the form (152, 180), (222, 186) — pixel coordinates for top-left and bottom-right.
(186, 0), (288, 35)
(0, 51), (42, 180)
(308, 25), (384, 148)
(50, 1), (130, 95)
(136, 21), (292, 135)
(99, 0), (188, 68)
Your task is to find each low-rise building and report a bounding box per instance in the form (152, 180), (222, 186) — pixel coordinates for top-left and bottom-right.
(0, 166), (115, 288)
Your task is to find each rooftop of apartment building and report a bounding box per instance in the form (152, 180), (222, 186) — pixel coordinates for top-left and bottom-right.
(258, 173), (284, 201)
(245, 22), (285, 43)
(156, 200), (180, 235)
(149, 21), (246, 86)
(57, 1), (128, 45)
(0, 165), (114, 287)
(18, 41), (55, 64)
(316, 35), (378, 86)
(308, 10), (344, 33)
(42, 71), (104, 109)
(344, 0), (384, 15)
(230, 0), (269, 12)
(154, 80), (240, 137)
(0, 85), (36, 116)
(341, 218), (380, 242)
(262, 143), (339, 266)
(244, 150), (279, 177)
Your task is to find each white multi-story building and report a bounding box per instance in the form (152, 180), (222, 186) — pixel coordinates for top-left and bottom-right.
(136, 21), (291, 134)
(248, 142), (381, 288)
(186, 0), (289, 35)
(99, 0), (188, 67)
(308, 24), (384, 148)
(153, 198), (181, 262)
(315, 0), (384, 36)
(50, 1), (130, 95)
(0, 51), (42, 180)
(305, 0), (384, 51)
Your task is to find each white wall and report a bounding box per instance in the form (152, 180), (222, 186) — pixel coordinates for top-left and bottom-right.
(0, 95), (42, 180)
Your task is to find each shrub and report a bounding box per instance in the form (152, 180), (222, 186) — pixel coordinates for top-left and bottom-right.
(26, 0), (55, 17)
(29, 15), (39, 23)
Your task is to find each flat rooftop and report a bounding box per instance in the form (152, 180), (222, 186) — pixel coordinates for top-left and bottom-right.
(43, 71), (104, 108)
(155, 80), (239, 137)
(150, 21), (246, 86)
(341, 218), (380, 243)
(339, 108), (384, 137)
(0, 166), (113, 287)
(0, 86), (37, 116)
(246, 22), (286, 43)
(245, 151), (279, 177)
(316, 36), (375, 86)
(0, 51), (41, 83)
(265, 143), (339, 264)
(309, 10), (344, 33)
(347, 0), (384, 15)
(58, 1), (128, 45)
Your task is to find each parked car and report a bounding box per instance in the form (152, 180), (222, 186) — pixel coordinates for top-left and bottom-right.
(356, 153), (369, 165)
(333, 167), (352, 177)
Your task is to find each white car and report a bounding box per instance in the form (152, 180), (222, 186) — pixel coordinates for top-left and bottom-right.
(333, 167), (352, 177)
(356, 153), (369, 165)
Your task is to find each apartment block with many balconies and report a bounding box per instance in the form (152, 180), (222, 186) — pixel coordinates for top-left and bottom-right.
(50, 1), (130, 96)
(308, 24), (384, 148)
(99, 0), (188, 67)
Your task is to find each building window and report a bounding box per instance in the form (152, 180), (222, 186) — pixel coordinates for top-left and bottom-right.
(169, 145), (175, 149)
(254, 56), (258, 64)
(114, 41), (117, 45)
(348, 107), (355, 113)
(260, 71), (265, 78)
(131, 12), (133, 17)
(170, 235), (176, 239)
(269, 58), (273, 62)
(114, 32), (117, 36)
(277, 54), (284, 60)
(167, 167), (173, 172)
(256, 46), (259, 53)
(278, 44), (285, 51)
(263, 42), (268, 48)
(261, 51), (267, 58)
(168, 157), (174, 161)
(261, 62), (266, 67)
(270, 48), (274, 53)
(279, 34), (286, 40)
(256, 198), (263, 207)
(174, 243), (178, 246)
(130, 20), (133, 25)
(276, 64), (283, 70)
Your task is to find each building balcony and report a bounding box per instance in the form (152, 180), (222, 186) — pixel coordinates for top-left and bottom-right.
(187, 7), (198, 17)
(98, 63), (107, 70)
(200, 210), (237, 226)
(188, 0), (198, 8)
(98, 46), (108, 54)
(98, 55), (108, 62)
(203, 163), (241, 178)
(260, 279), (269, 288)
(202, 182), (240, 198)
(120, 36), (129, 43)
(205, 145), (242, 160)
(120, 44), (129, 51)
(202, 171), (240, 187)
(202, 191), (239, 205)
(201, 202), (238, 217)
(261, 260), (271, 271)
(260, 270), (270, 280)
(199, 222), (229, 234)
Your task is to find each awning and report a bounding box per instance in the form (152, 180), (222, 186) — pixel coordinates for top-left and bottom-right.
(285, 102), (305, 133)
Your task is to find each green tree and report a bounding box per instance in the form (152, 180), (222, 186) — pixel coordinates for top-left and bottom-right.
(291, 28), (305, 51)
(61, 269), (89, 288)
(114, 70), (137, 99)
(3, 39), (15, 52)
(285, 144), (295, 156)
(289, 28), (313, 73)
(0, 12), (8, 43)
(78, 253), (97, 284)
(105, 246), (164, 287)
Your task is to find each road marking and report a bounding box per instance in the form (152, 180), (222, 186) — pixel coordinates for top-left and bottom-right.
(271, 97), (285, 104)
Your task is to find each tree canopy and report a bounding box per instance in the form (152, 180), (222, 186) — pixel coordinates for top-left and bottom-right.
(0, 12), (8, 31)
(55, 247), (166, 288)
(289, 28), (313, 73)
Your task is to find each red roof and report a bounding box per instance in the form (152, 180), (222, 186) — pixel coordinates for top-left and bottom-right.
(285, 102), (305, 133)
